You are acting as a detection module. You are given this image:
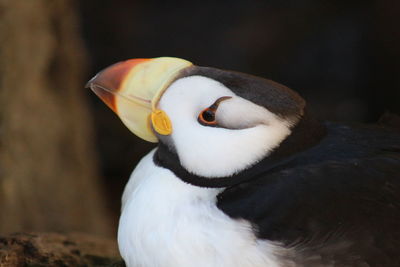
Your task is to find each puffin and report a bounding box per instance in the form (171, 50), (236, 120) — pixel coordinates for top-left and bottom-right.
(87, 57), (400, 267)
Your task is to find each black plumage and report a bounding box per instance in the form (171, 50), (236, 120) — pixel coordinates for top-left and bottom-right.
(217, 122), (400, 266)
(156, 120), (400, 266)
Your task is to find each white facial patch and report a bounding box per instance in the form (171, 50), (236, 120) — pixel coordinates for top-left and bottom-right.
(216, 97), (279, 129)
(158, 76), (292, 178)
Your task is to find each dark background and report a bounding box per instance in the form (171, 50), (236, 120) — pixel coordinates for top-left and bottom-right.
(78, 0), (400, 226)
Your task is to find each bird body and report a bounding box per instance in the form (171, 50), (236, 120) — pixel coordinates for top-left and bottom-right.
(88, 57), (400, 267)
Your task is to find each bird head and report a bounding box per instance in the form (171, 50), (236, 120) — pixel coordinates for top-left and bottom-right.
(87, 57), (319, 181)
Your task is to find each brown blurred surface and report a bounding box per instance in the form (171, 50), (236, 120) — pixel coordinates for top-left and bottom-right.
(0, 232), (121, 266)
(0, 0), (111, 236)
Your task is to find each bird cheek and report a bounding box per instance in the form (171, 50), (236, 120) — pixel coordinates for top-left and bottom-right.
(216, 101), (270, 130)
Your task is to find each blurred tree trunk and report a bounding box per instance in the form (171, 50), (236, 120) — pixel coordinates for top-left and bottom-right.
(0, 0), (111, 236)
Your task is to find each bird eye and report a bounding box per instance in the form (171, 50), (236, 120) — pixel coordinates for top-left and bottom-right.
(198, 108), (217, 126)
(197, 96), (232, 127)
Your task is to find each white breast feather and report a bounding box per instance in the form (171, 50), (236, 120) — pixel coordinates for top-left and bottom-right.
(118, 149), (287, 267)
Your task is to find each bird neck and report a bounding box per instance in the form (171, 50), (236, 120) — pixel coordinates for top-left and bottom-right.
(268, 108), (327, 163)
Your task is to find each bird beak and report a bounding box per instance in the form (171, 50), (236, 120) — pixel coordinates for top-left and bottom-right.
(86, 57), (192, 143)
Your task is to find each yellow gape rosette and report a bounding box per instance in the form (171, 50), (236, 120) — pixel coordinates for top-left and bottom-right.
(87, 57), (192, 142)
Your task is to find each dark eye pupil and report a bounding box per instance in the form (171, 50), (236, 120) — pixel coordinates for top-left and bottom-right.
(202, 110), (215, 122)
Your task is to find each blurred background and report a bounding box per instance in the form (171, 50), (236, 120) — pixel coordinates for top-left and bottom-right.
(1, 0), (399, 238)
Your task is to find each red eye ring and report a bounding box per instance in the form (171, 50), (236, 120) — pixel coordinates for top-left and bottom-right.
(197, 96), (232, 126)
(198, 108), (217, 125)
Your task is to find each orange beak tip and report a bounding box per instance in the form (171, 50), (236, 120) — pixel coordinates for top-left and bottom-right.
(89, 83), (118, 112)
(85, 77), (96, 89)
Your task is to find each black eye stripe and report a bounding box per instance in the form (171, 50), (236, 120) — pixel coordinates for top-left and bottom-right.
(209, 96), (232, 111)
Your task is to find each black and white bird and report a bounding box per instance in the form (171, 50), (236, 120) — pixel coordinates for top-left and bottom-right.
(87, 57), (400, 267)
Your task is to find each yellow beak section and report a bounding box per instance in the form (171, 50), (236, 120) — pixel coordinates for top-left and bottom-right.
(87, 57), (192, 142)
